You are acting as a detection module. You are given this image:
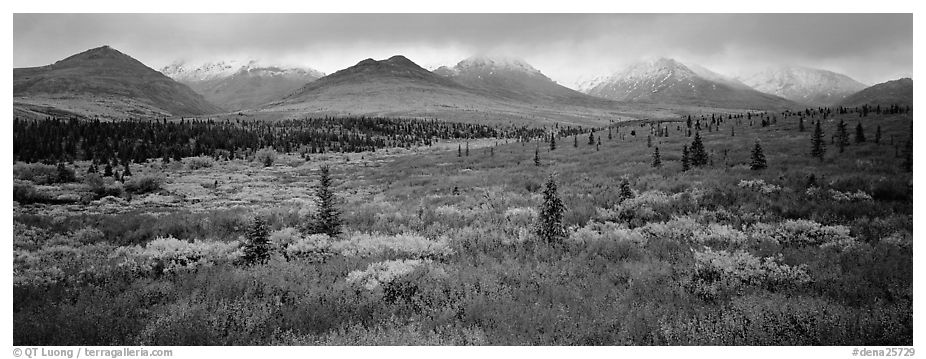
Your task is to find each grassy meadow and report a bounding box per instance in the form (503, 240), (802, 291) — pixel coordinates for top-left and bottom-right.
(13, 108), (913, 345)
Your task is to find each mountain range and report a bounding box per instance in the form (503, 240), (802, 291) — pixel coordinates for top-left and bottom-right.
(14, 46), (221, 118)
(160, 61), (325, 111)
(579, 58), (798, 110)
(12, 46), (913, 123)
(738, 66), (868, 106)
(838, 78), (913, 107)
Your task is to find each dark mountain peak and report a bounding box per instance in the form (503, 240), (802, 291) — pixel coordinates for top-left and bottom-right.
(356, 58), (377, 66)
(385, 55), (417, 67)
(15, 46), (222, 116)
(56, 45), (133, 65)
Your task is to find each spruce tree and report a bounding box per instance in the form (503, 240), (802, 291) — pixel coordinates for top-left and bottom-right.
(550, 133), (557, 151)
(681, 145), (691, 172)
(534, 147), (541, 166)
(457, 144), (462, 157)
(618, 177), (634, 202)
(875, 126), (882, 144)
(535, 173), (566, 245)
(313, 165), (342, 237)
(652, 146), (662, 167)
(799, 117), (805, 132)
(647, 135), (652, 148)
(243, 216), (271, 265)
(836, 119), (849, 153)
(574, 134), (578, 148)
(465, 142), (470, 156)
(750, 141), (767, 170)
(588, 131), (595, 145)
(811, 120), (826, 161)
(689, 132), (708, 167)
(902, 137), (913, 172)
(855, 122), (866, 143)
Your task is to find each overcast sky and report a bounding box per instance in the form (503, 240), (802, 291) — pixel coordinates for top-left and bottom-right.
(13, 13), (912, 88)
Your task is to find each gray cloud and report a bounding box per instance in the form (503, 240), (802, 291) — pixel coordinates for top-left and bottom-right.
(14, 13), (912, 87)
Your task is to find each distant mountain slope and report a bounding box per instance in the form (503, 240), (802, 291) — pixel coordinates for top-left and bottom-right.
(838, 78), (912, 107)
(433, 56), (611, 106)
(14, 46), (222, 117)
(583, 58), (796, 110)
(740, 66), (867, 106)
(259, 55), (668, 126)
(161, 60), (324, 111)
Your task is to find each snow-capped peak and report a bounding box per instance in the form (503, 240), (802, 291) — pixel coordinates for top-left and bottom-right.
(161, 59), (324, 82)
(609, 58), (697, 83)
(454, 55), (542, 75)
(738, 65), (867, 105)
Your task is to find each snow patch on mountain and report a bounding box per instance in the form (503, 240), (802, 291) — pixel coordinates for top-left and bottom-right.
(161, 60), (324, 83)
(738, 66), (866, 105)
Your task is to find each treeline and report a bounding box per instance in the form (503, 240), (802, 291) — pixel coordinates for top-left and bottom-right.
(13, 116), (595, 164)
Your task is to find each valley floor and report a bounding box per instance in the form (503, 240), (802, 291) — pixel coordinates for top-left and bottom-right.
(13, 110), (913, 345)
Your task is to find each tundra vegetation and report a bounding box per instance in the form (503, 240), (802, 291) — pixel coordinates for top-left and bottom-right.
(13, 105), (913, 345)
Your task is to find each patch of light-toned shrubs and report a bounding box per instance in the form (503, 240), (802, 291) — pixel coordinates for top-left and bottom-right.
(805, 187), (873, 202)
(737, 179), (782, 194)
(569, 221), (647, 246)
(112, 236), (243, 274)
(344, 259), (450, 295)
(750, 219), (853, 247)
(271, 227), (453, 259)
(185, 156), (215, 170)
(345, 259), (432, 290)
(691, 248), (810, 298)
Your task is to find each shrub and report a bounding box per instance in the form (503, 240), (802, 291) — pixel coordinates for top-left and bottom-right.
(84, 174), (124, 198)
(750, 219), (853, 247)
(345, 259), (433, 291)
(14, 163), (67, 184)
(254, 148), (278, 167)
(13, 181), (47, 204)
(328, 232), (453, 259)
(124, 175), (164, 194)
(690, 248), (811, 300)
(113, 237), (242, 275)
(285, 234), (332, 261)
(186, 156), (214, 170)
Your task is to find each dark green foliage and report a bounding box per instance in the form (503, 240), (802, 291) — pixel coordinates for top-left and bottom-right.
(750, 141), (767, 170)
(313, 165), (342, 237)
(242, 216), (271, 265)
(902, 138), (912, 172)
(618, 177), (633, 202)
(588, 131), (595, 145)
(811, 120), (826, 161)
(875, 126), (882, 144)
(681, 145), (691, 172)
(550, 133), (557, 151)
(837, 119), (849, 153)
(689, 132), (708, 167)
(534, 147), (541, 167)
(652, 147), (661, 167)
(855, 122), (866, 143)
(56, 163), (76, 183)
(535, 174), (566, 245)
(123, 175), (163, 194)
